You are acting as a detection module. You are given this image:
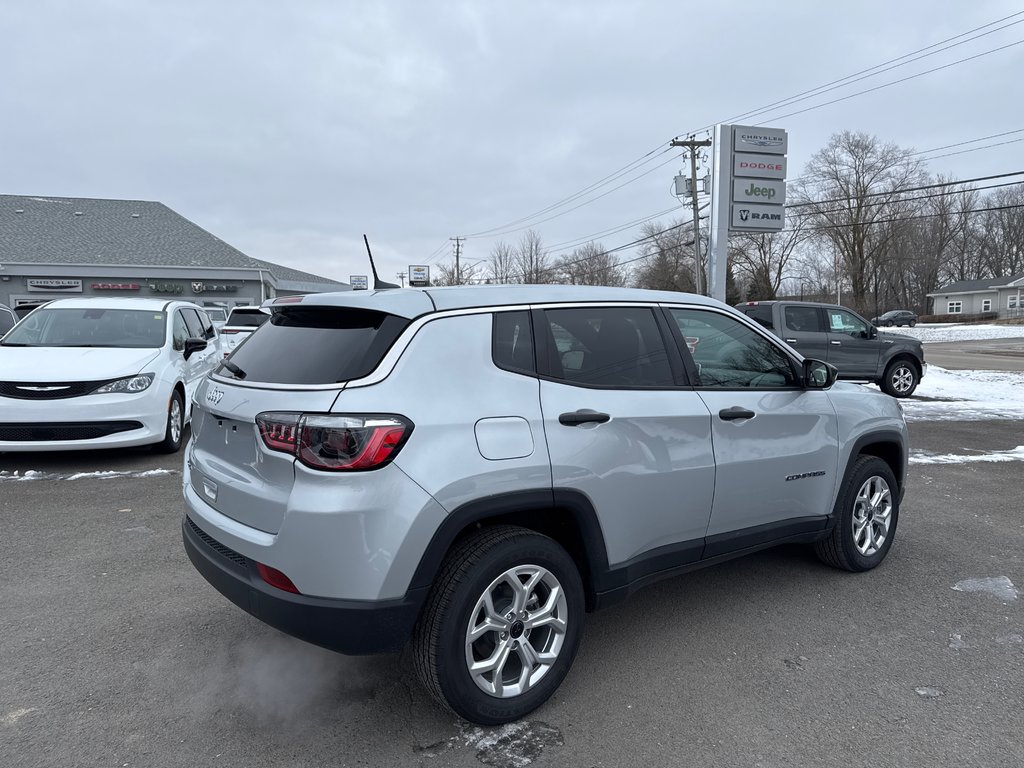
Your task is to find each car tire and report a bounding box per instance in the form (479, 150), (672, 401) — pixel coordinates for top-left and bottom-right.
(884, 320), (894, 327)
(154, 389), (185, 453)
(909, 319), (917, 327)
(879, 358), (919, 397)
(814, 456), (899, 572)
(413, 525), (584, 725)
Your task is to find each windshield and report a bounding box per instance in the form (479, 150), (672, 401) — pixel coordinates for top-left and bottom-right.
(1, 308), (167, 348)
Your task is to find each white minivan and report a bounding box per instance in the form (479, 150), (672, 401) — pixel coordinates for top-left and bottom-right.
(0, 297), (222, 452)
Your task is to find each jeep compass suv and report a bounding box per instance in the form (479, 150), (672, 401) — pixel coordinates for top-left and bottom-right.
(182, 285), (908, 724)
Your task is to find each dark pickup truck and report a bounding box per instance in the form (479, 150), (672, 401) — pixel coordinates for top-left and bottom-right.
(736, 300), (926, 397)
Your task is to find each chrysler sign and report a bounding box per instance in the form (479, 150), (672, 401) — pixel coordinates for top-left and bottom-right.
(734, 126), (787, 155)
(27, 279), (82, 292)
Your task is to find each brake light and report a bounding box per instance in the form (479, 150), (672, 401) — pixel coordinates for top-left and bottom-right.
(255, 413), (412, 471)
(256, 562), (300, 593)
(220, 329), (240, 334)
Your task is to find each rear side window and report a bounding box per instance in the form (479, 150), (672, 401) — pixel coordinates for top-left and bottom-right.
(539, 306), (674, 388)
(738, 304), (774, 330)
(784, 305), (823, 333)
(493, 311), (535, 375)
(226, 309), (269, 328)
(218, 307), (410, 384)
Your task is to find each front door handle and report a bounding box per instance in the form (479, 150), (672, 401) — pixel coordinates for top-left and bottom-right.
(559, 410), (611, 426)
(830, 340), (842, 345)
(718, 406), (755, 421)
(785, 338), (798, 343)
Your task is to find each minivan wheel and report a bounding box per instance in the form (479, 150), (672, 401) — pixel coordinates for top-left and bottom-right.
(154, 390), (184, 453)
(413, 525), (584, 725)
(814, 456), (899, 572)
(880, 358), (919, 397)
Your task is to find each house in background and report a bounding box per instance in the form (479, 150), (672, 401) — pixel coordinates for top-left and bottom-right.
(0, 194), (348, 313)
(926, 273), (1024, 319)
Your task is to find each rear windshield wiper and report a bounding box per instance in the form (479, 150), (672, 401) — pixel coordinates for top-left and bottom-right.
(221, 361), (247, 380)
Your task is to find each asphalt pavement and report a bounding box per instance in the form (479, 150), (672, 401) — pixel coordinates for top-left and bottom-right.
(1, 405), (1022, 767)
(924, 337), (1024, 372)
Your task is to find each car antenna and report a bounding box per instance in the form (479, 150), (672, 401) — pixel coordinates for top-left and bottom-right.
(364, 234), (400, 290)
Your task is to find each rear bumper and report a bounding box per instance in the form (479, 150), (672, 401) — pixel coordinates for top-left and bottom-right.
(182, 514), (427, 655)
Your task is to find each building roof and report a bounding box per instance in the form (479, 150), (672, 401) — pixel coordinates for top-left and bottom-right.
(0, 194), (347, 292)
(928, 273), (1024, 295)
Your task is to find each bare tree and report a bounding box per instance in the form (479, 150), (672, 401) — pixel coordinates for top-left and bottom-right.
(554, 242), (629, 286)
(486, 241), (518, 284)
(433, 258), (480, 286)
(792, 131), (928, 313)
(514, 230), (551, 284)
(632, 219), (695, 292)
(729, 220), (809, 300)
(977, 184), (1024, 278)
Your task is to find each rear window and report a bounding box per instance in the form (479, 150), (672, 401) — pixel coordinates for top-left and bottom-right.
(225, 309), (269, 328)
(217, 307), (410, 384)
(737, 304), (774, 330)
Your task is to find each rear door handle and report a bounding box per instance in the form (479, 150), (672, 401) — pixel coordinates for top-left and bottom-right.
(785, 338), (798, 343)
(830, 340), (842, 345)
(559, 410), (611, 426)
(718, 406), (755, 421)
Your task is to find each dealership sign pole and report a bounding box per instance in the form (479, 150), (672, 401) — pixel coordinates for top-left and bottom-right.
(707, 124), (788, 302)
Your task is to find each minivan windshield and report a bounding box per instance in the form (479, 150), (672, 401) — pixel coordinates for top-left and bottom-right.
(1, 308), (167, 348)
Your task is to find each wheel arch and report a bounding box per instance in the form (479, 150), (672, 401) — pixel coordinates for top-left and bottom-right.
(407, 489), (609, 611)
(845, 431), (906, 502)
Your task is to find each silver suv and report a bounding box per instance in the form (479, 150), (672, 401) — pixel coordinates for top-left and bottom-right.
(182, 285), (908, 724)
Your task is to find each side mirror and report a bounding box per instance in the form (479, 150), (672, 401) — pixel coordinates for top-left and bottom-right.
(867, 327), (877, 339)
(803, 359), (838, 389)
(183, 337), (207, 360)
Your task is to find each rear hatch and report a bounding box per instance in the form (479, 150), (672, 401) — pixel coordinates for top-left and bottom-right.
(188, 293), (430, 533)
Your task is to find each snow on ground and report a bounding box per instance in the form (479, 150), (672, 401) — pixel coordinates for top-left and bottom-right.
(900, 365), (1024, 422)
(878, 323), (1024, 343)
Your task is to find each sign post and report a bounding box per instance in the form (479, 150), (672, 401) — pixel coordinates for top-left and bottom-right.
(408, 265), (430, 287)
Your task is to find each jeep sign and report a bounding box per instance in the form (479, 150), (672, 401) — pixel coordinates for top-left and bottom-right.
(732, 178), (787, 205)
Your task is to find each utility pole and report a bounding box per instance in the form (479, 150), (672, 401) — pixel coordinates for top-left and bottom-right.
(670, 136), (712, 295)
(450, 237), (465, 284)
(395, 271), (406, 288)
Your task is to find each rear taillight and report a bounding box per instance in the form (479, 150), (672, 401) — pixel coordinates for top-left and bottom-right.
(220, 329), (240, 334)
(255, 412), (412, 471)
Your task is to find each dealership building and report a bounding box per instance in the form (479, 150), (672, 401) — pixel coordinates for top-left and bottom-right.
(0, 194), (348, 311)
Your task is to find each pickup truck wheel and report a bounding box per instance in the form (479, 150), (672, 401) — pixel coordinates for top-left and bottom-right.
(880, 359), (919, 397)
(413, 525), (584, 725)
(153, 390), (184, 453)
(815, 456), (899, 572)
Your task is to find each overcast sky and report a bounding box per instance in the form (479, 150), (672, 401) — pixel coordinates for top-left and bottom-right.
(3, 1), (1023, 286)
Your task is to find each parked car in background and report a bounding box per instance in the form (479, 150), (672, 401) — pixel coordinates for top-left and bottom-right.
(13, 300), (50, 319)
(871, 310), (918, 327)
(183, 285), (909, 725)
(0, 303), (16, 338)
(218, 305), (269, 356)
(736, 300), (925, 397)
(0, 297), (222, 452)
(204, 306), (228, 331)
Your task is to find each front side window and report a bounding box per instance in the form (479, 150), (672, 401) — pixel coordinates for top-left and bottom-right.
(1, 308), (166, 348)
(826, 308), (869, 338)
(948, 301), (962, 314)
(172, 311), (190, 351)
(539, 306), (674, 388)
(669, 308), (797, 389)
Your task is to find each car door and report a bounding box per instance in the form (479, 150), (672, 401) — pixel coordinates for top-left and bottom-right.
(536, 304), (715, 569)
(664, 307), (839, 551)
(779, 304), (829, 361)
(824, 307), (881, 378)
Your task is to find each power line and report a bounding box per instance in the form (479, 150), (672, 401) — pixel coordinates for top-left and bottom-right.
(788, 170), (1024, 209)
(698, 13), (1024, 130)
(909, 127), (1024, 156)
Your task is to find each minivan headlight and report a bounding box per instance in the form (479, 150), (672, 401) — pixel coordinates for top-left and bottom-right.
(93, 373), (155, 394)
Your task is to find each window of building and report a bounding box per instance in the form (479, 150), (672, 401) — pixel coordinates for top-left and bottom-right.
(1009, 295), (1021, 309)
(982, 299), (992, 312)
(947, 301), (962, 314)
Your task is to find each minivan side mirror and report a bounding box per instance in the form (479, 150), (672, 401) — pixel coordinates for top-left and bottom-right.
(803, 359), (838, 389)
(183, 337), (207, 360)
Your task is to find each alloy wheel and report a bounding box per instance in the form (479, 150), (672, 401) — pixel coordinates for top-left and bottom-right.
(851, 475), (892, 556)
(464, 564), (568, 698)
